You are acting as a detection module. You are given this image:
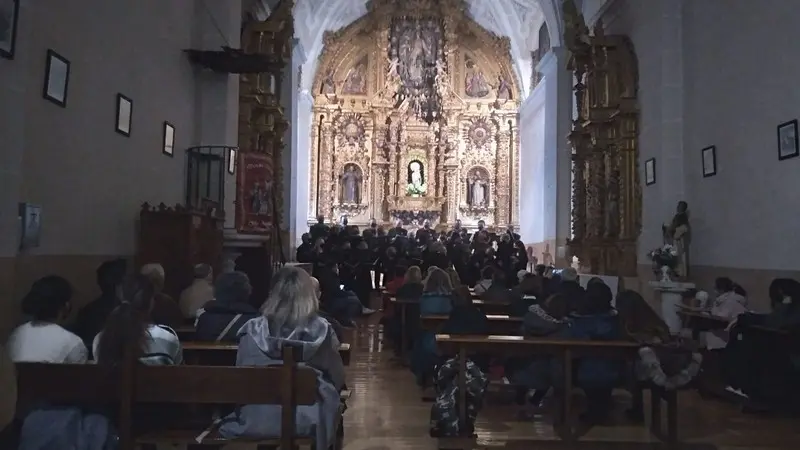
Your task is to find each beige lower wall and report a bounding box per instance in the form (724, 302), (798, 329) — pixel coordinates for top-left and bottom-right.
(0, 254), (128, 339)
(525, 238), (571, 269)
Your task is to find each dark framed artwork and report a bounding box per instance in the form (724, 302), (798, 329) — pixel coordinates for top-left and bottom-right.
(777, 119), (799, 161)
(644, 158), (656, 186)
(701, 145), (717, 177)
(162, 121), (174, 156)
(228, 147), (237, 174)
(18, 202), (41, 250)
(0, 0), (20, 59)
(42, 49), (70, 107)
(115, 93), (132, 137)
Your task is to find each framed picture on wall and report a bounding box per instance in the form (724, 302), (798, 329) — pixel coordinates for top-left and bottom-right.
(115, 94), (132, 137)
(644, 158), (656, 186)
(701, 145), (717, 177)
(42, 49), (70, 107)
(777, 119), (799, 161)
(228, 147), (237, 174)
(18, 202), (42, 250)
(162, 121), (175, 156)
(0, 0), (20, 59)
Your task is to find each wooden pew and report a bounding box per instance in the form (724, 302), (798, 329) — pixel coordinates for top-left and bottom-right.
(435, 334), (679, 446)
(420, 314), (522, 334)
(183, 341), (352, 366)
(470, 299), (511, 315)
(15, 346), (344, 450)
(677, 309), (728, 340)
(177, 324), (357, 347)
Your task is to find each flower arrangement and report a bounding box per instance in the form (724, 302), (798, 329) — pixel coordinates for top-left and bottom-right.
(407, 183), (427, 196)
(649, 244), (679, 269)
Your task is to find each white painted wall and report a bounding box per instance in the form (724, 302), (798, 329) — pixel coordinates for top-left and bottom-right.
(603, 0), (800, 270)
(0, 0), (241, 258)
(518, 83), (547, 244)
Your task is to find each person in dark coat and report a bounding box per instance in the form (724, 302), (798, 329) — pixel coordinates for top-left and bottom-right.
(194, 271), (259, 342)
(557, 267), (585, 314)
(71, 259), (127, 357)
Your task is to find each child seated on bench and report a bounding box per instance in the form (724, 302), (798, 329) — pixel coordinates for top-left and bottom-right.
(565, 282), (622, 423)
(219, 266), (345, 450)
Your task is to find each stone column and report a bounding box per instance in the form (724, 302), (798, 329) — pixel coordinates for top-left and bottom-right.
(539, 47), (573, 265)
(288, 39), (311, 251)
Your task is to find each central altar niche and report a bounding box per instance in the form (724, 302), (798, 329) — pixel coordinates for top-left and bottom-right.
(308, 0), (521, 228)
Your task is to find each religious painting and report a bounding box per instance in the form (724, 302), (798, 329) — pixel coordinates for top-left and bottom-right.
(495, 74), (513, 101)
(777, 119), (799, 161)
(407, 160), (426, 196)
(644, 158), (656, 186)
(18, 202), (41, 250)
(390, 18), (442, 92)
(236, 152), (273, 234)
(43, 49), (71, 107)
(466, 167), (490, 207)
(342, 56), (368, 95)
(339, 163), (363, 204)
(0, 0), (19, 59)
(464, 55), (490, 98)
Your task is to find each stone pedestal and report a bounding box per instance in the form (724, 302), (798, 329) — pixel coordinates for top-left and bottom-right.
(649, 281), (696, 334)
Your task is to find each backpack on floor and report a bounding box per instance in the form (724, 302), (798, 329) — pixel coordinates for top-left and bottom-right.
(429, 356), (488, 438)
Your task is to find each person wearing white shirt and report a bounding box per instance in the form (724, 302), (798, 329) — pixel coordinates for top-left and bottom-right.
(706, 277), (747, 350)
(93, 274), (183, 366)
(7, 276), (88, 364)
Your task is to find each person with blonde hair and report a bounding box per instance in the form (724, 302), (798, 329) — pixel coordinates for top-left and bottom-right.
(219, 266), (344, 449)
(140, 263), (183, 328)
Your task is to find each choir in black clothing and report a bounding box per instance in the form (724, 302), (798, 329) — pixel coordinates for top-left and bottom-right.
(297, 218), (529, 302)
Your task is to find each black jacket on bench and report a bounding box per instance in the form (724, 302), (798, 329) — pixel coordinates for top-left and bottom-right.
(194, 300), (259, 342)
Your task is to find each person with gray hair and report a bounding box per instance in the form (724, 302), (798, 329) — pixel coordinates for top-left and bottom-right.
(179, 263), (215, 319)
(219, 266), (345, 449)
(194, 271), (259, 342)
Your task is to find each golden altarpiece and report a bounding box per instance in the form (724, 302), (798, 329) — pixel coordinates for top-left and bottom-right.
(308, 0), (521, 228)
(564, 0), (642, 277)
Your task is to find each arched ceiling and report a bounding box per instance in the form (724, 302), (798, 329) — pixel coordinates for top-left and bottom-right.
(293, 0), (562, 98)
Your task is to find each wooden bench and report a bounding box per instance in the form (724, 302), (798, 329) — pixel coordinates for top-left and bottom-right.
(182, 341), (351, 366)
(15, 346), (342, 449)
(420, 314), (522, 334)
(435, 334), (678, 446)
(677, 309), (728, 340)
(177, 324), (357, 347)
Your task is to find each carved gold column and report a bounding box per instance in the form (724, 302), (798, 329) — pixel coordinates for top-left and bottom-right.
(494, 119), (511, 225)
(319, 121), (335, 220)
(309, 114), (321, 219)
(510, 119), (520, 227)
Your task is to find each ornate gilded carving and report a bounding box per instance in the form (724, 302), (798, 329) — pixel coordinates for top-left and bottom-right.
(564, 0), (642, 276)
(308, 0), (521, 228)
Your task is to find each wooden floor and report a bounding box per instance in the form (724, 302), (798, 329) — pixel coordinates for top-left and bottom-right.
(342, 319), (800, 450)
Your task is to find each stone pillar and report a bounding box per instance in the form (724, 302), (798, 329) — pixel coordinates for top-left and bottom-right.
(193, 0), (241, 229)
(539, 47), (573, 265)
(288, 39), (310, 254)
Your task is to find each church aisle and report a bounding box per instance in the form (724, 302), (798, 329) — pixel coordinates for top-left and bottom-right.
(343, 320), (800, 450)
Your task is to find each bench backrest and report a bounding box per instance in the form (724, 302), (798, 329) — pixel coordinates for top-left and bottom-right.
(16, 363), (123, 411)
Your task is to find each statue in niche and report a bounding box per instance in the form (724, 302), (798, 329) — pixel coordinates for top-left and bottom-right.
(467, 173), (488, 207)
(342, 58), (367, 95)
(340, 164), (362, 204)
(464, 56), (490, 98)
(407, 160), (426, 196)
(662, 200), (691, 278)
(320, 69), (336, 95)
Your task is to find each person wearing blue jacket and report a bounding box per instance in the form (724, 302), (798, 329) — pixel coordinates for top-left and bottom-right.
(565, 282), (622, 422)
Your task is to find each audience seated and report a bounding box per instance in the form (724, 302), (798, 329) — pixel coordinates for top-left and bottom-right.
(481, 270), (512, 303)
(139, 263), (183, 329)
(723, 278), (800, 410)
(706, 277), (748, 350)
(311, 277), (347, 342)
(178, 263), (215, 319)
(473, 266), (494, 295)
(385, 266), (406, 294)
(412, 268), (455, 385)
(440, 286), (489, 336)
(508, 293), (572, 412)
(557, 268), (585, 314)
(508, 272), (541, 317)
(446, 267), (462, 288)
(72, 258), (127, 355)
(565, 282), (622, 423)
(93, 275), (183, 366)
(8, 276), (88, 364)
(194, 271), (259, 342)
(318, 265), (363, 327)
(616, 290), (702, 420)
(218, 266), (344, 449)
